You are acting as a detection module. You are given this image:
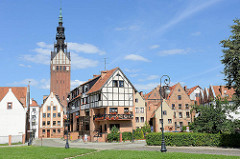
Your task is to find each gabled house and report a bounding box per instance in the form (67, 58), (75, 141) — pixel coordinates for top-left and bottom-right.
(29, 99), (39, 138)
(0, 87), (28, 142)
(134, 92), (146, 129)
(166, 83), (192, 131)
(39, 92), (65, 138)
(68, 67), (137, 142)
(186, 85), (203, 105)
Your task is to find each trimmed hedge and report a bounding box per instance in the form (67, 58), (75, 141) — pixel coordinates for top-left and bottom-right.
(122, 132), (133, 141)
(146, 132), (240, 147)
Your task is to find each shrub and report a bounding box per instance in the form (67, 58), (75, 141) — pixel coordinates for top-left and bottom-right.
(146, 132), (240, 147)
(107, 126), (119, 142)
(122, 132), (132, 141)
(133, 128), (144, 139)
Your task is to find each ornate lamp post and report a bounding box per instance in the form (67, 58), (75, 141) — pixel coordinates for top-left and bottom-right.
(159, 75), (170, 152)
(65, 97), (70, 149)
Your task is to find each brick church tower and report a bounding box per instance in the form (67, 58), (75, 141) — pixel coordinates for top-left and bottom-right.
(50, 8), (71, 107)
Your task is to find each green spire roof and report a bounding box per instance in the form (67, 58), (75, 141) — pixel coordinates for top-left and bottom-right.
(59, 8), (63, 23)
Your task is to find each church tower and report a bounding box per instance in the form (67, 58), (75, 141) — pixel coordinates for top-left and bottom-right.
(50, 8), (71, 107)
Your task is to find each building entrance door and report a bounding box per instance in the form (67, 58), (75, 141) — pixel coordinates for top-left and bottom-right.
(47, 129), (50, 138)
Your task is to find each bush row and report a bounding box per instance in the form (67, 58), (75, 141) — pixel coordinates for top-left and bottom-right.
(146, 132), (240, 147)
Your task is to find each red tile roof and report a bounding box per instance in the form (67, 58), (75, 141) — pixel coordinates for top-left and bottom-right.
(212, 85), (235, 101)
(87, 67), (118, 94)
(0, 87), (28, 107)
(30, 99), (39, 107)
(144, 90), (153, 100)
(187, 85), (200, 96)
(167, 84), (177, 99)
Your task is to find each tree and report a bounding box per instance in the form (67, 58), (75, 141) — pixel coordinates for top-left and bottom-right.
(190, 97), (230, 134)
(220, 18), (240, 107)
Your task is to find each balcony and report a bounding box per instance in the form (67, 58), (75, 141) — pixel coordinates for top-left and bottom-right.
(93, 113), (133, 121)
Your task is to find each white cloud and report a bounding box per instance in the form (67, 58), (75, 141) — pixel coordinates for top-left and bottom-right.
(134, 82), (159, 91)
(68, 42), (105, 55)
(129, 74), (139, 78)
(149, 45), (160, 49)
(139, 75), (159, 82)
(115, 25), (140, 31)
(19, 64), (32, 68)
(71, 53), (98, 69)
(37, 42), (53, 49)
(124, 68), (140, 73)
(156, 0), (221, 34)
(9, 78), (50, 90)
(158, 48), (191, 56)
(191, 31), (201, 36)
(39, 79), (50, 90)
(21, 42), (99, 69)
(71, 80), (84, 90)
(124, 54), (150, 62)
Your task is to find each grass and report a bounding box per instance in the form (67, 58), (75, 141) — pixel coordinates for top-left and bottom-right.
(0, 147), (238, 159)
(0, 146), (95, 159)
(75, 150), (240, 159)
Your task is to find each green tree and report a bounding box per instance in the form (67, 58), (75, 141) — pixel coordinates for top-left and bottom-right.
(141, 122), (151, 135)
(190, 97), (230, 134)
(220, 18), (240, 107)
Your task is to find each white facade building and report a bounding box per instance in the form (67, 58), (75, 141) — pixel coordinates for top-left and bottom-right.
(0, 87), (28, 143)
(29, 99), (39, 138)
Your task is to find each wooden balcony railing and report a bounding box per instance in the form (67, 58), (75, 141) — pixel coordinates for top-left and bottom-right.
(93, 113), (133, 121)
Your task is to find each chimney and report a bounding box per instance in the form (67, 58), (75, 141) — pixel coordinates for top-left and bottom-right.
(101, 71), (107, 78)
(219, 85), (224, 96)
(139, 91), (143, 97)
(184, 86), (187, 91)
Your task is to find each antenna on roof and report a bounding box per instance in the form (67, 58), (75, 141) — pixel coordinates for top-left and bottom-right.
(104, 58), (107, 71)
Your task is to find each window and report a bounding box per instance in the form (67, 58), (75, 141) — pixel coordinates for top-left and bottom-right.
(174, 112), (176, 118)
(48, 106), (51, 111)
(104, 124), (107, 132)
(186, 112), (190, 118)
(135, 117), (139, 123)
(135, 98), (138, 103)
(178, 95), (182, 100)
(163, 110), (167, 115)
(168, 119), (172, 124)
(140, 117), (144, 123)
(7, 102), (12, 109)
(140, 107), (144, 113)
(63, 66), (66, 71)
(113, 80), (118, 87)
(119, 81), (124, 87)
(58, 129), (61, 133)
(135, 107), (139, 113)
(56, 66), (59, 70)
(178, 89), (181, 92)
(110, 108), (118, 113)
(47, 113), (50, 118)
(124, 108), (129, 113)
(33, 108), (36, 111)
(43, 113), (46, 118)
(53, 106), (56, 110)
(57, 121), (61, 125)
(58, 113), (61, 117)
(42, 121), (46, 126)
(47, 121), (50, 125)
(53, 121), (56, 126)
(172, 104), (175, 110)
(53, 129), (56, 133)
(179, 104), (182, 109)
(179, 112), (182, 118)
(185, 104), (189, 109)
(42, 129), (45, 133)
(60, 66), (62, 71)
(53, 113), (56, 118)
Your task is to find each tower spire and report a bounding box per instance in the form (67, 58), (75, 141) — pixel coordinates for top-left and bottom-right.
(59, 8), (63, 23)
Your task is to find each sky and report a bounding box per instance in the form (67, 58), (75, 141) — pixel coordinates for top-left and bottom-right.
(0, 0), (239, 105)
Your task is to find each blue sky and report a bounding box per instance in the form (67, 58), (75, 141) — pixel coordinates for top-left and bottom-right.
(0, 0), (239, 104)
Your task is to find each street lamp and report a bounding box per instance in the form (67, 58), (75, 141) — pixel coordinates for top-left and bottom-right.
(65, 97), (70, 149)
(159, 75), (170, 152)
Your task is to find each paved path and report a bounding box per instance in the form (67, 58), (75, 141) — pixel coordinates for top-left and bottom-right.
(33, 138), (240, 157)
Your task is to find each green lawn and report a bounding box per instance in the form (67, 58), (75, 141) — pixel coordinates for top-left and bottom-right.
(75, 150), (240, 159)
(0, 147), (238, 159)
(0, 146), (95, 159)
